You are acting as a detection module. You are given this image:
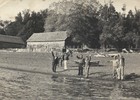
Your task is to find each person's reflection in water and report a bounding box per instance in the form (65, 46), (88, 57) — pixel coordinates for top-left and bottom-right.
(110, 82), (124, 100)
(63, 77), (66, 83)
(51, 75), (59, 82)
(51, 75), (67, 83)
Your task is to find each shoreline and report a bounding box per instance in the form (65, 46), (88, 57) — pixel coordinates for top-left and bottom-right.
(0, 62), (139, 82)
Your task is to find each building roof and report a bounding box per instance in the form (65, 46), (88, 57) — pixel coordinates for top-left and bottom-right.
(0, 34), (25, 44)
(27, 31), (68, 42)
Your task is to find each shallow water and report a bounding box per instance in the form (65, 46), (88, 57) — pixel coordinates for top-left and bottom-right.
(43, 75), (140, 100)
(0, 52), (140, 100)
(0, 69), (140, 100)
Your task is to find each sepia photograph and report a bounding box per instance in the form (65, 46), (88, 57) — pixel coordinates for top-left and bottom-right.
(0, 0), (140, 99)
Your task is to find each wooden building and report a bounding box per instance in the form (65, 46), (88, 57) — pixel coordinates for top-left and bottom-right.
(0, 34), (25, 49)
(27, 31), (67, 52)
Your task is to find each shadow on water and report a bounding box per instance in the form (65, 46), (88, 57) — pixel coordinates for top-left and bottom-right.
(90, 64), (106, 67)
(71, 65), (105, 68)
(124, 73), (140, 80)
(72, 61), (106, 68)
(50, 74), (140, 100)
(90, 62), (106, 67)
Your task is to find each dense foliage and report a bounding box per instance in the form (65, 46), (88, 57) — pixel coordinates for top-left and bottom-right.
(2, 9), (48, 41)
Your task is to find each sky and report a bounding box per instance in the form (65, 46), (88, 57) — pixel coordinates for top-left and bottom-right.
(0, 0), (140, 21)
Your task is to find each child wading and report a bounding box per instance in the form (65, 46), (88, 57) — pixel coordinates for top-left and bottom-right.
(116, 55), (125, 80)
(110, 55), (119, 79)
(63, 52), (69, 70)
(77, 55), (85, 76)
(51, 48), (59, 72)
(84, 55), (91, 78)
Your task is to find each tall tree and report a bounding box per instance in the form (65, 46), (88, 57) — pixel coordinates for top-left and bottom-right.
(17, 20), (34, 41)
(4, 22), (23, 36)
(30, 12), (45, 32)
(22, 9), (31, 24)
(44, 10), (58, 32)
(133, 9), (140, 48)
(15, 12), (23, 24)
(99, 3), (120, 50)
(68, 3), (100, 48)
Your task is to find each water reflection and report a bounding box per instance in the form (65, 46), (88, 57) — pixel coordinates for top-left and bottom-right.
(110, 82), (124, 99)
(51, 74), (58, 81)
(50, 75), (140, 100)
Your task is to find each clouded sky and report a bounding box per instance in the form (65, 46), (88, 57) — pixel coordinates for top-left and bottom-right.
(0, 0), (140, 21)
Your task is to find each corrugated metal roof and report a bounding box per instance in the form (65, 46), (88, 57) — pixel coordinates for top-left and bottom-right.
(27, 31), (67, 42)
(0, 34), (25, 44)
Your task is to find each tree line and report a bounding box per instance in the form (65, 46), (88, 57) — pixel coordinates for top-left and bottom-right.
(0, 0), (140, 51)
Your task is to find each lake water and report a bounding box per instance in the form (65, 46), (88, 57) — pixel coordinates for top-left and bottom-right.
(0, 69), (140, 100)
(0, 52), (140, 100)
(41, 75), (140, 100)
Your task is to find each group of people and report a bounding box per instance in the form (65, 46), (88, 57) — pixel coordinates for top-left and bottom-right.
(111, 54), (125, 80)
(76, 54), (91, 78)
(51, 47), (125, 80)
(51, 47), (91, 78)
(76, 53), (125, 79)
(51, 47), (71, 72)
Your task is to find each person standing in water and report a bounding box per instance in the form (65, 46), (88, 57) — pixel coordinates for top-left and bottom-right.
(109, 55), (119, 79)
(77, 54), (85, 76)
(63, 52), (69, 70)
(117, 54), (125, 80)
(84, 55), (91, 78)
(51, 48), (59, 72)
